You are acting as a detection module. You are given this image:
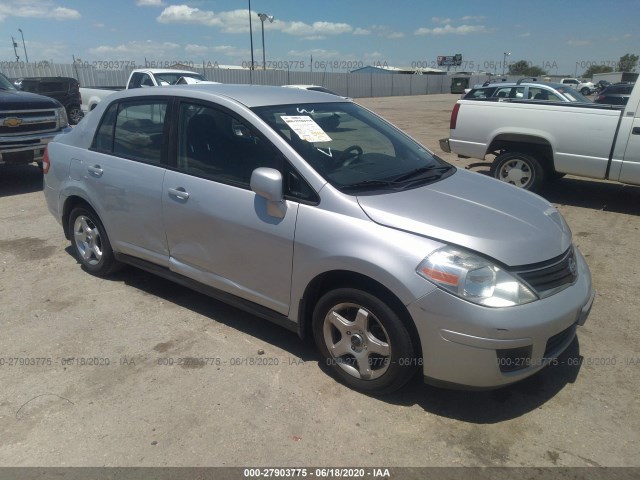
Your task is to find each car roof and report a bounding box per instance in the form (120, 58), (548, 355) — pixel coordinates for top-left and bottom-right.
(16, 77), (76, 82)
(108, 83), (350, 108)
(475, 81), (571, 90)
(137, 69), (201, 75)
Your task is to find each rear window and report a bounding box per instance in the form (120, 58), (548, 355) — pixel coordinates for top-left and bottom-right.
(464, 87), (497, 99)
(40, 82), (66, 94)
(610, 85), (634, 94)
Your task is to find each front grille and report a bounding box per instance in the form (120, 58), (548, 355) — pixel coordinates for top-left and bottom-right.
(544, 324), (576, 358)
(0, 110), (59, 136)
(513, 248), (577, 297)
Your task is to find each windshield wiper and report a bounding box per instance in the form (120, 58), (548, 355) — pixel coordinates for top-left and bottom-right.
(341, 179), (404, 191)
(341, 165), (453, 192)
(391, 165), (452, 183)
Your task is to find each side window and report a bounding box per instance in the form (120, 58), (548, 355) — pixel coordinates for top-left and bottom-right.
(466, 88), (489, 99)
(508, 87), (525, 98)
(127, 73), (142, 89)
(177, 102), (280, 186)
(110, 100), (167, 165)
(140, 74), (154, 87)
(494, 87), (512, 99)
(284, 162), (318, 203)
(127, 73), (153, 89)
(41, 82), (64, 94)
(528, 88), (560, 101)
(92, 102), (118, 152)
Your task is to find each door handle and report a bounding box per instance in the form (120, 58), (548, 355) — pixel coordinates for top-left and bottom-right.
(87, 165), (103, 177)
(632, 127), (640, 135)
(168, 187), (190, 201)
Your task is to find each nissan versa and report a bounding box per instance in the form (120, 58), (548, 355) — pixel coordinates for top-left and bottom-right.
(43, 85), (594, 394)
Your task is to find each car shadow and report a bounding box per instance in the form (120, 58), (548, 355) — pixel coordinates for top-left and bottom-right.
(95, 263), (318, 363)
(539, 177), (640, 215)
(64, 252), (582, 422)
(0, 164), (43, 197)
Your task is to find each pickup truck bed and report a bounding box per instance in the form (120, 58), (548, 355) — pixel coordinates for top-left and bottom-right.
(441, 86), (640, 191)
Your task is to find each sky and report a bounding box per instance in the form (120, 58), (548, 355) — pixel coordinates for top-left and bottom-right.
(0, 0), (638, 76)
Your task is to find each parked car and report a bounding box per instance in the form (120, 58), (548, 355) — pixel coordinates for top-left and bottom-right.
(14, 76), (83, 125)
(594, 83), (634, 105)
(594, 80), (611, 93)
(441, 82), (640, 191)
(43, 85), (593, 394)
(80, 68), (208, 112)
(463, 79), (591, 103)
(559, 78), (595, 95)
(0, 72), (71, 168)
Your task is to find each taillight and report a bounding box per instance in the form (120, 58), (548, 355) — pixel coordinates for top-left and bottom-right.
(450, 103), (461, 130)
(597, 95), (605, 102)
(42, 146), (50, 174)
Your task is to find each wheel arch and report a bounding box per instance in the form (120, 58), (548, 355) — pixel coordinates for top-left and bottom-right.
(297, 270), (423, 360)
(61, 195), (97, 240)
(487, 134), (557, 173)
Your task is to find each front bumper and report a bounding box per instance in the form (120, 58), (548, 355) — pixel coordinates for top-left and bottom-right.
(0, 127), (72, 163)
(407, 248), (594, 388)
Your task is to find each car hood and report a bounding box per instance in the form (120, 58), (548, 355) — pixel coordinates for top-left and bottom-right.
(356, 169), (572, 266)
(0, 89), (62, 110)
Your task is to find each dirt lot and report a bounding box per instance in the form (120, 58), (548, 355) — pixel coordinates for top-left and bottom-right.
(0, 94), (639, 469)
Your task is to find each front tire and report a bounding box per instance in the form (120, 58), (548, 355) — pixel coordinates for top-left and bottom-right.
(312, 288), (417, 395)
(490, 151), (545, 191)
(68, 207), (119, 276)
(580, 87), (590, 96)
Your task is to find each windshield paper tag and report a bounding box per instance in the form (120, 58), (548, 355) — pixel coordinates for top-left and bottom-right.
(280, 115), (332, 143)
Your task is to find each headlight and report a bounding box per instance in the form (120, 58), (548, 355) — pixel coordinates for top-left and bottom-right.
(416, 246), (537, 307)
(57, 107), (69, 128)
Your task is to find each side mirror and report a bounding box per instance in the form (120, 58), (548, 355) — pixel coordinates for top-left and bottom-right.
(250, 167), (286, 218)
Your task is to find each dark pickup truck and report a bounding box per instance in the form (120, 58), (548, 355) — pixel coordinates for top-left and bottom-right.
(0, 72), (71, 168)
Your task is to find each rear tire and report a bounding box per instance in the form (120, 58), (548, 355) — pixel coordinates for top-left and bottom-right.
(67, 105), (84, 125)
(490, 151), (545, 192)
(68, 206), (120, 276)
(312, 288), (417, 395)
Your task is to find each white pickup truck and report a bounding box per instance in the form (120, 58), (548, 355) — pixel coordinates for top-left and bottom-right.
(560, 78), (596, 96)
(80, 69), (211, 112)
(440, 82), (640, 192)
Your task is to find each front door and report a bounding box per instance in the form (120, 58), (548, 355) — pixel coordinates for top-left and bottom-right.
(162, 101), (298, 314)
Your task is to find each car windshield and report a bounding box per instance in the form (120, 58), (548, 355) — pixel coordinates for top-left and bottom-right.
(253, 102), (453, 193)
(155, 72), (206, 85)
(0, 73), (17, 91)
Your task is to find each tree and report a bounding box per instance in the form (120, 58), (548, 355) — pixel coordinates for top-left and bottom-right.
(583, 64), (614, 78)
(619, 53), (638, 72)
(508, 60), (548, 77)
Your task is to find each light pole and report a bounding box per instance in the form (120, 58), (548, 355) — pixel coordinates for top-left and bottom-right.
(248, 0), (255, 73)
(502, 52), (511, 76)
(18, 29), (28, 63)
(11, 36), (19, 62)
(257, 13), (274, 70)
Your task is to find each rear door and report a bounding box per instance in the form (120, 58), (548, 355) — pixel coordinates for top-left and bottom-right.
(81, 97), (171, 265)
(162, 100), (299, 314)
